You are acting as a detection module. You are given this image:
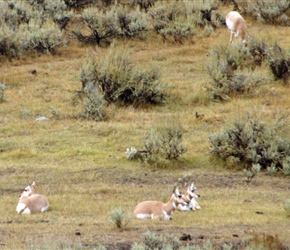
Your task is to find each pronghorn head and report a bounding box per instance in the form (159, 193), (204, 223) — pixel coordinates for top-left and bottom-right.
(173, 186), (188, 206)
(20, 182), (37, 198)
(186, 182), (200, 200)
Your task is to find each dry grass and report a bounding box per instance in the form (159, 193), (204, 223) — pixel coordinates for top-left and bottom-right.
(0, 7), (290, 249)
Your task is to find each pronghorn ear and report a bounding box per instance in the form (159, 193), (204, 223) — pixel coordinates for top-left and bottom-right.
(185, 181), (189, 188)
(31, 181), (36, 187)
(172, 186), (177, 193)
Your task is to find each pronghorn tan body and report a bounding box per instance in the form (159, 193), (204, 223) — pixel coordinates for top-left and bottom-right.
(16, 182), (49, 215)
(133, 187), (187, 220)
(178, 182), (201, 211)
(226, 11), (247, 44)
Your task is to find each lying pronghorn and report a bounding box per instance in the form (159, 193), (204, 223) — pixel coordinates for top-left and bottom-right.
(177, 182), (201, 211)
(16, 182), (49, 214)
(133, 187), (188, 220)
(226, 11), (248, 45)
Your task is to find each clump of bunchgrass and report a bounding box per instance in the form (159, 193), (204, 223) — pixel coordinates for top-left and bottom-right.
(109, 209), (131, 230)
(19, 109), (32, 119)
(0, 83), (6, 102)
(50, 106), (62, 120)
(284, 199), (290, 217)
(243, 163), (261, 182)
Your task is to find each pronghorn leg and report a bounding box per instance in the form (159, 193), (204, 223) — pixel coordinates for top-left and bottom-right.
(230, 32), (234, 44)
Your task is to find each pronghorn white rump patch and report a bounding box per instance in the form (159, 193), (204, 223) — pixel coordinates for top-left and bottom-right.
(136, 214), (152, 219)
(226, 19), (234, 30)
(16, 203), (31, 214)
(41, 205), (49, 213)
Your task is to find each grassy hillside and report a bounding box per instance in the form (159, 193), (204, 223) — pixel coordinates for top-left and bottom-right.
(0, 3), (290, 249)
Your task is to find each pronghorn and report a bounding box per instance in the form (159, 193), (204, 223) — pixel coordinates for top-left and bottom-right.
(177, 182), (201, 211)
(16, 182), (49, 215)
(133, 187), (188, 220)
(226, 11), (248, 45)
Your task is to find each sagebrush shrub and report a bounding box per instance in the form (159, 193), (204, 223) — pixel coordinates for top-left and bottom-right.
(27, 0), (73, 23)
(190, 0), (224, 29)
(126, 124), (187, 167)
(80, 7), (120, 45)
(0, 22), (19, 58)
(0, 1), (35, 28)
(0, 5), (66, 58)
(18, 19), (66, 54)
(142, 231), (182, 250)
(246, 37), (270, 67)
(117, 7), (149, 39)
(205, 43), (270, 101)
(149, 3), (195, 43)
(129, 0), (158, 11)
(131, 243), (146, 250)
(143, 231), (164, 250)
(81, 83), (106, 121)
(209, 113), (290, 175)
(143, 126), (187, 161)
(80, 46), (165, 107)
(282, 157), (290, 176)
(268, 44), (290, 84)
(246, 0), (290, 26)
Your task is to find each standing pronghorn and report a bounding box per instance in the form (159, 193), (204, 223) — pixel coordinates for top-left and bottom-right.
(16, 182), (49, 214)
(177, 182), (201, 211)
(226, 11), (248, 45)
(133, 187), (188, 220)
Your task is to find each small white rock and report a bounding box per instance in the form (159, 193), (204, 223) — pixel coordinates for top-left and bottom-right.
(36, 117), (49, 121)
